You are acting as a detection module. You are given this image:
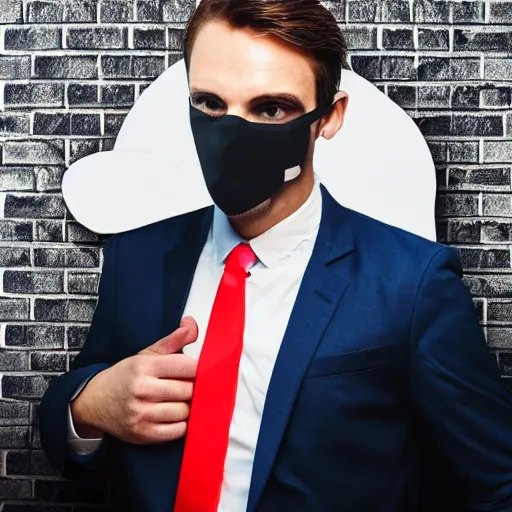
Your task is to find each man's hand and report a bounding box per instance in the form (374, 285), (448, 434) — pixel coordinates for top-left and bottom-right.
(71, 316), (198, 444)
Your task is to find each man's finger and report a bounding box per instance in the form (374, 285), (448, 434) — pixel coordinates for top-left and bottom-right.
(140, 316), (199, 355)
(152, 353), (198, 380)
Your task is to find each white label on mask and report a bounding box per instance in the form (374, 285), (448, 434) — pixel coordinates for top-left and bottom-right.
(284, 165), (301, 182)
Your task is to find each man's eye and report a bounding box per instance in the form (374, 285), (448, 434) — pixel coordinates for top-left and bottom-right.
(258, 104), (288, 121)
(192, 96), (225, 114)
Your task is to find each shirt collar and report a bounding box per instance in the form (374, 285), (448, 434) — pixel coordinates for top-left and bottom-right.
(212, 175), (322, 269)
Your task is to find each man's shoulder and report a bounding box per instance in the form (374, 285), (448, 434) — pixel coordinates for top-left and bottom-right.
(339, 203), (458, 277)
(106, 207), (212, 253)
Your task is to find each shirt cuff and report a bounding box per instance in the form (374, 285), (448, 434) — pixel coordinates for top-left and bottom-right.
(67, 376), (104, 456)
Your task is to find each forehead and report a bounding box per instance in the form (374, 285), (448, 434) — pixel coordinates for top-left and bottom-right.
(188, 19), (316, 103)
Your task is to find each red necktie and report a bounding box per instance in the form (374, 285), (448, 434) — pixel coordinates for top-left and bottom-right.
(174, 243), (257, 512)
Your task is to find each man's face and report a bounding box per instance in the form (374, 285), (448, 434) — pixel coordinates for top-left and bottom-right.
(188, 19), (318, 125)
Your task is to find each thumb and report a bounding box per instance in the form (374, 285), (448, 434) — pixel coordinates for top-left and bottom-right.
(140, 316), (198, 355)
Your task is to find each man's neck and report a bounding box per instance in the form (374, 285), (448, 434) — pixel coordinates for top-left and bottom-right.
(228, 170), (315, 240)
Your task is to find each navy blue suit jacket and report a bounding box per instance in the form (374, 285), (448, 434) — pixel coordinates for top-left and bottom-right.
(39, 186), (512, 511)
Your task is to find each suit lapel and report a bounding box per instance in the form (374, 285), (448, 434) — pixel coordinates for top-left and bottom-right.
(246, 186), (355, 512)
(159, 207), (214, 340)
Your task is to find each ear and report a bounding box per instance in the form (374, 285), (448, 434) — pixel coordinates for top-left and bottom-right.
(316, 90), (349, 141)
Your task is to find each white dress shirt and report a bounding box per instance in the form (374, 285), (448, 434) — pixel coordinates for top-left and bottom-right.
(67, 176), (322, 511)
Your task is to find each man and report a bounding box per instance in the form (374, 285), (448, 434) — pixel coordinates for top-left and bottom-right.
(39, 0), (512, 510)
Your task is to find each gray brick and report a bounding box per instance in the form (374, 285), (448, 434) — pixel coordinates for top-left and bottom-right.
(0, 56), (31, 79)
(0, 167), (35, 192)
(488, 328), (512, 349)
(436, 193), (479, 216)
(382, 28), (414, 49)
(67, 325), (89, 349)
(351, 56), (417, 80)
(63, 0), (97, 21)
(168, 28), (184, 50)
(0, 0), (23, 22)
(452, 85), (480, 110)
(465, 275), (512, 299)
(31, 352), (66, 371)
(100, 84), (134, 107)
(418, 28), (449, 50)
(34, 247), (100, 267)
(4, 271), (64, 294)
(133, 27), (166, 49)
(4, 83), (65, 108)
(489, 1), (512, 23)
(447, 167), (511, 191)
(482, 221), (512, 244)
(489, 302), (512, 324)
(68, 272), (100, 294)
(447, 219), (481, 243)
(0, 221), (33, 242)
(342, 26), (377, 50)
(35, 220), (64, 241)
(348, 0), (410, 22)
(5, 324), (65, 348)
(0, 247), (31, 266)
(452, 1), (484, 23)
(454, 29), (512, 53)
(0, 401), (30, 426)
(0, 114), (30, 136)
(0, 298), (30, 320)
(417, 85), (451, 108)
(452, 115), (504, 137)
(0, 351), (30, 371)
(35, 166), (65, 193)
(34, 55), (98, 79)
(33, 113), (70, 136)
(0, 427), (30, 449)
(4, 194), (66, 219)
(419, 57), (481, 81)
(484, 141), (512, 163)
(415, 114), (451, 136)
(66, 26), (128, 49)
(101, 0), (134, 21)
(448, 141), (480, 163)
(136, 0), (163, 21)
(413, 0), (450, 23)
(6, 450), (58, 476)
(427, 141), (447, 163)
(34, 298), (97, 322)
(69, 139), (101, 164)
(459, 248), (510, 271)
(26, 0), (63, 22)
(104, 113), (126, 136)
(0, 477), (32, 499)
(71, 113), (101, 136)
(485, 59), (512, 81)
(162, 0), (194, 22)
(4, 27), (61, 50)
(388, 85), (416, 108)
(2, 375), (53, 399)
(481, 87), (511, 109)
(507, 113), (512, 137)
(482, 194), (512, 217)
(66, 221), (100, 243)
(68, 83), (98, 106)
(500, 354), (512, 377)
(133, 55), (166, 78)
(101, 54), (131, 78)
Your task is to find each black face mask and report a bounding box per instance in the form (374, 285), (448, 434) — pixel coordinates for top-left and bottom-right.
(189, 100), (333, 216)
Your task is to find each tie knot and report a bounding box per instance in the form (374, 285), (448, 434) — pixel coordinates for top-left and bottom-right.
(225, 243), (256, 275)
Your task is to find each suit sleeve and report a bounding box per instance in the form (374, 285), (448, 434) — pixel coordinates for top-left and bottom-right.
(38, 235), (119, 479)
(410, 246), (512, 511)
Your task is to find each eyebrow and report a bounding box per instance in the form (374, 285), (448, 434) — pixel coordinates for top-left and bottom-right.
(189, 89), (307, 112)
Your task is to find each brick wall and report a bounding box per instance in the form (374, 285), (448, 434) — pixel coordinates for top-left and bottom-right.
(0, 0), (511, 508)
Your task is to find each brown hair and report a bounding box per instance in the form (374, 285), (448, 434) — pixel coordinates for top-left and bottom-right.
(183, 0), (350, 110)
